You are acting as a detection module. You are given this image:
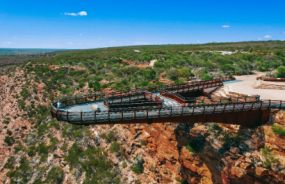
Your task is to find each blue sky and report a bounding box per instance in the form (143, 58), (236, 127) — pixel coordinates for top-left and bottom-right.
(1, 0), (284, 49)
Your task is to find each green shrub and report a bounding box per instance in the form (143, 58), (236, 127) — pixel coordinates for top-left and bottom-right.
(36, 143), (49, 155)
(272, 124), (285, 136)
(6, 129), (12, 135)
(33, 178), (42, 184)
(73, 130), (83, 139)
(110, 141), (120, 153)
(4, 136), (15, 146)
(140, 140), (147, 146)
(122, 161), (127, 168)
(28, 145), (36, 157)
(50, 120), (60, 130)
(37, 123), (49, 136)
(132, 158), (144, 174)
(108, 131), (115, 140)
(14, 144), (25, 153)
(45, 166), (64, 184)
(261, 147), (278, 167)
(64, 143), (82, 168)
(208, 123), (222, 132)
(60, 143), (68, 151)
(40, 154), (48, 164)
(100, 133), (107, 139)
(4, 156), (15, 169)
(175, 177), (183, 183)
(202, 74), (212, 80)
(2, 118), (10, 124)
(186, 139), (198, 153)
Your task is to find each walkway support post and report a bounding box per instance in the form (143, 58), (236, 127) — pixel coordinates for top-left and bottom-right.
(108, 110), (110, 121)
(242, 102), (245, 111)
(67, 110), (69, 122)
(147, 108), (149, 119)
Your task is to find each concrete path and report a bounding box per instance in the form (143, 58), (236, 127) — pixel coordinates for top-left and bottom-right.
(226, 72), (285, 100)
(149, 59), (157, 67)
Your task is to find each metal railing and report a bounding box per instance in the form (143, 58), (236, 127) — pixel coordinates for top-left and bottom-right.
(104, 91), (164, 108)
(51, 99), (285, 124)
(52, 77), (235, 108)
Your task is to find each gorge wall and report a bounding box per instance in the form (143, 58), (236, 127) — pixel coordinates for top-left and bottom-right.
(1, 68), (285, 183)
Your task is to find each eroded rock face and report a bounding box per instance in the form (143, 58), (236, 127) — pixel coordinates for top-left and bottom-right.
(136, 116), (285, 184)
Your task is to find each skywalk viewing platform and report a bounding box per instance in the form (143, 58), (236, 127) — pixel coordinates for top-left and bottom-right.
(51, 77), (285, 127)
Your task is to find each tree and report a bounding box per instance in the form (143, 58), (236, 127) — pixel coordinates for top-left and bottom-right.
(202, 74), (212, 80)
(167, 68), (179, 81)
(220, 64), (235, 74)
(237, 60), (251, 74)
(276, 66), (285, 78)
(177, 67), (194, 78)
(45, 166), (64, 184)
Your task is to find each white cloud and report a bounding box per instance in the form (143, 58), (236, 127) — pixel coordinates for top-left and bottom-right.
(264, 35), (272, 38)
(258, 38), (262, 40)
(222, 25), (230, 28)
(68, 42), (73, 45)
(64, 11), (87, 16)
(283, 31), (285, 34)
(78, 11), (87, 16)
(3, 42), (12, 45)
(79, 34), (82, 36)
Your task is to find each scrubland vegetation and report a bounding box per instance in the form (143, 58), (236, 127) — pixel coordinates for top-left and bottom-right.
(15, 41), (285, 102)
(2, 40), (285, 183)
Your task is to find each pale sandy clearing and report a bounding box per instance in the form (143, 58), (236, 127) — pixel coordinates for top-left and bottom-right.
(225, 72), (285, 100)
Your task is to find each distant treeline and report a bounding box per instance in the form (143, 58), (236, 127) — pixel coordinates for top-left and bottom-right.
(0, 49), (84, 67)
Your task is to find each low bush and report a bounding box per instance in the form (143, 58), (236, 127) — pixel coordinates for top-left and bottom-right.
(122, 161), (127, 168)
(140, 140), (147, 146)
(33, 179), (42, 184)
(36, 143), (49, 155)
(45, 166), (64, 184)
(100, 133), (107, 139)
(186, 139), (198, 153)
(14, 144), (25, 153)
(28, 145), (36, 157)
(4, 136), (15, 146)
(110, 141), (120, 153)
(261, 147), (278, 167)
(108, 131), (115, 140)
(73, 130), (83, 139)
(208, 123), (222, 132)
(132, 158), (144, 174)
(272, 124), (285, 136)
(50, 120), (60, 130)
(60, 143), (68, 151)
(40, 154), (48, 164)
(6, 129), (12, 135)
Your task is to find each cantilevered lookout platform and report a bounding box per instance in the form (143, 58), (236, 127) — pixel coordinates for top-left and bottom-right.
(51, 77), (285, 127)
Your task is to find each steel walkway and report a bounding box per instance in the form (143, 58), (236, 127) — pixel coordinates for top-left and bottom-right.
(51, 77), (284, 127)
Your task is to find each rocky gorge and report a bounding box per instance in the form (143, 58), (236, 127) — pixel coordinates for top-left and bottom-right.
(0, 67), (285, 184)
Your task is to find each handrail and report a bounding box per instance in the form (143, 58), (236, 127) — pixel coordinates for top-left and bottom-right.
(52, 100), (285, 124)
(51, 77), (235, 109)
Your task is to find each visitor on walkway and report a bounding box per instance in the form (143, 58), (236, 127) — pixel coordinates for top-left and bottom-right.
(57, 101), (61, 109)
